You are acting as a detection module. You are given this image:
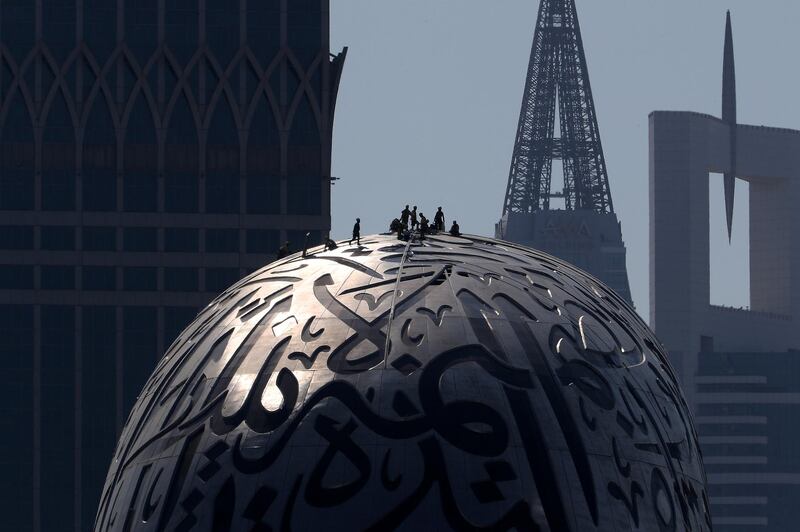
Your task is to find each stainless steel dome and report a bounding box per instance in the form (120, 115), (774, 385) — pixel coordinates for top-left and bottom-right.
(95, 233), (710, 531)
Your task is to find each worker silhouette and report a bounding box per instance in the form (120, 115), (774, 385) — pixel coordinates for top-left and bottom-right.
(349, 218), (361, 245)
(449, 221), (460, 237)
(434, 207), (445, 232)
(419, 213), (429, 238)
(410, 206), (418, 229)
(401, 205), (411, 226)
(277, 241), (290, 258)
(390, 218), (404, 239)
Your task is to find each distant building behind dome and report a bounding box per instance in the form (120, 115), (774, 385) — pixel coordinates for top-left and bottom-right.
(496, 0), (633, 306)
(97, 233), (710, 531)
(696, 350), (800, 531)
(498, 210), (632, 304)
(0, 2), (345, 530)
(649, 12), (800, 530)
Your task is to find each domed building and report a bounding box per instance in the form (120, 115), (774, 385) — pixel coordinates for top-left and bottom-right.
(94, 233), (711, 531)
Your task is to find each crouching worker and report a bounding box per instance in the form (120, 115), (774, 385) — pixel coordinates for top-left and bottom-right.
(390, 218), (403, 238)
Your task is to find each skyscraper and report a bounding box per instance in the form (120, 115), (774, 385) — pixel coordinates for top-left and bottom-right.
(0, 2), (345, 530)
(650, 12), (800, 530)
(496, 0), (632, 304)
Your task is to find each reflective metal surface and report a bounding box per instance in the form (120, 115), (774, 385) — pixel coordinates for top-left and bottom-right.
(95, 233), (711, 531)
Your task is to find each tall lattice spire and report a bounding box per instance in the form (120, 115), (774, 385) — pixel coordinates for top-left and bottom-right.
(502, 0), (613, 215)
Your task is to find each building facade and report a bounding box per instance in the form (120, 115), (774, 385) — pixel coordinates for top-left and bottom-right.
(650, 110), (800, 530)
(0, 1), (345, 530)
(649, 110), (800, 382)
(497, 210), (632, 304)
(696, 350), (800, 530)
(649, 13), (800, 530)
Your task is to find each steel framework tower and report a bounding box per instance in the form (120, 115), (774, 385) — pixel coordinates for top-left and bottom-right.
(502, 0), (613, 215)
(497, 0), (632, 304)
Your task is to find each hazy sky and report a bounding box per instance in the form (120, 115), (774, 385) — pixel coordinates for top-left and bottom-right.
(329, 1), (800, 319)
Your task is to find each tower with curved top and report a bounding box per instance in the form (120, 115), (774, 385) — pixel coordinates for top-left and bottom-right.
(0, 2), (345, 530)
(496, 0), (632, 304)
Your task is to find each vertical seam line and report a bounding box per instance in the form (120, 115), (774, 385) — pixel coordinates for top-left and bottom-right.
(383, 237), (414, 368)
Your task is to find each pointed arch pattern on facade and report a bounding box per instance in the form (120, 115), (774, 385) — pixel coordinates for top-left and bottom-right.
(0, 3), (346, 532)
(0, 10), (345, 217)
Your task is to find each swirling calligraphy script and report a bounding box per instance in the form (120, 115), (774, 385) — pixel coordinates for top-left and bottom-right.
(95, 234), (711, 531)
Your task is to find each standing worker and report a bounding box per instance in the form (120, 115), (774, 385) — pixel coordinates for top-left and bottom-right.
(434, 207), (445, 232)
(419, 213), (429, 238)
(349, 217), (361, 245)
(410, 206), (418, 230)
(401, 205), (411, 227)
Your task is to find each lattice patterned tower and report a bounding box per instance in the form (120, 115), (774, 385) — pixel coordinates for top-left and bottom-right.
(496, 0), (632, 304)
(0, 2), (345, 531)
